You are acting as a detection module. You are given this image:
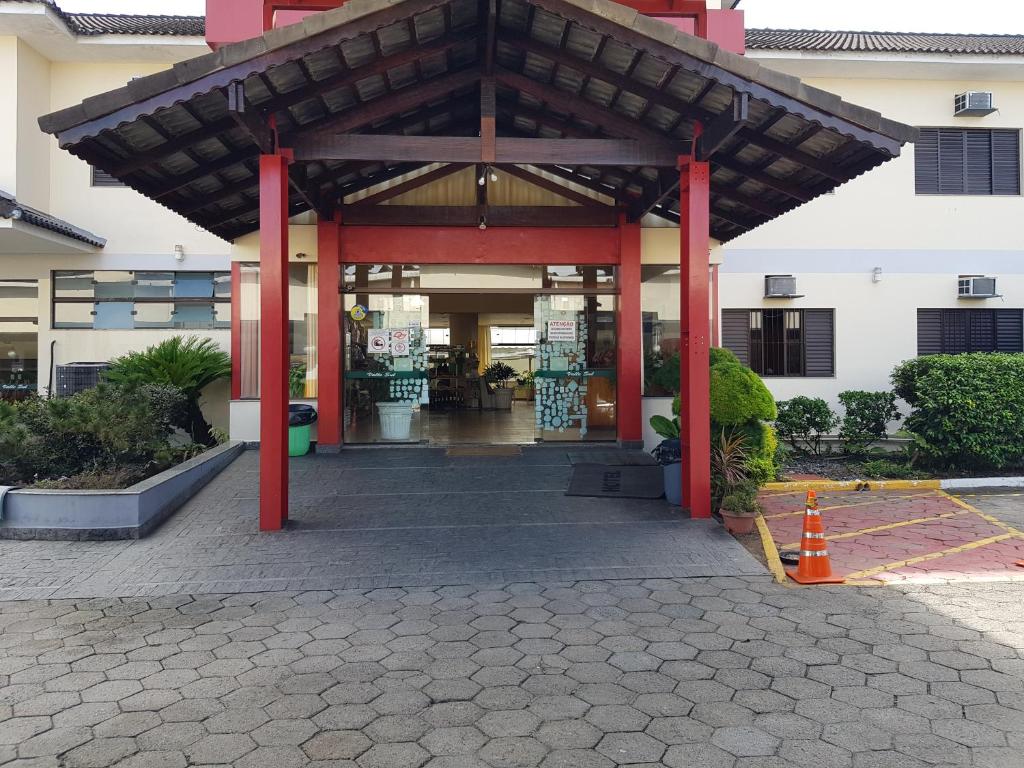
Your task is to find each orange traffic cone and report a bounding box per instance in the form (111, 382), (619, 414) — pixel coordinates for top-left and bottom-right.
(786, 490), (844, 585)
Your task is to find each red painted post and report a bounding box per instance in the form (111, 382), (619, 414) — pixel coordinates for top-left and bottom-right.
(316, 212), (342, 450)
(259, 153), (290, 531)
(616, 214), (643, 447)
(230, 261), (242, 401)
(679, 152), (712, 519)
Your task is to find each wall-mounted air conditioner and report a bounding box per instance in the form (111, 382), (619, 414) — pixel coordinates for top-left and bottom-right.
(764, 274), (803, 298)
(954, 91), (996, 116)
(958, 275), (999, 298)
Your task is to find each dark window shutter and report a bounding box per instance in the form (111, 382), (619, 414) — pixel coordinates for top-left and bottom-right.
(917, 309), (942, 355)
(803, 309), (834, 376)
(965, 130), (993, 194)
(942, 310), (968, 354)
(91, 167), (124, 187)
(992, 129), (1021, 195)
(967, 309), (996, 352)
(938, 129), (966, 194)
(915, 129), (939, 194)
(721, 310), (750, 367)
(995, 309), (1024, 352)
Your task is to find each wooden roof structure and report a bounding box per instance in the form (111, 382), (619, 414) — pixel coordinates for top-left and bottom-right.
(39, 0), (917, 243)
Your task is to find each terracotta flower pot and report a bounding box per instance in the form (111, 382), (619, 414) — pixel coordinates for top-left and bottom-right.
(720, 509), (756, 535)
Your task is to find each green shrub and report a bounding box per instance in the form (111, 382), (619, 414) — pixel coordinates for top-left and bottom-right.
(891, 353), (1024, 470)
(0, 384), (186, 486)
(709, 363), (777, 426)
(709, 347), (739, 368)
(105, 335), (230, 446)
(856, 458), (932, 481)
(774, 396), (838, 455)
(838, 390), (901, 454)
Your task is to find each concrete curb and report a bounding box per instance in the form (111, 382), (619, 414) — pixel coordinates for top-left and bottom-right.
(765, 477), (1024, 492)
(0, 441), (244, 540)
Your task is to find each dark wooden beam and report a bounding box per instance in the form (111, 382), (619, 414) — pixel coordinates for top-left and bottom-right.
(497, 31), (852, 181)
(353, 163), (470, 206)
(290, 134), (685, 166)
(481, 77), (496, 163)
(498, 165), (607, 207)
(226, 82), (274, 154)
(341, 205), (617, 227)
(629, 171), (680, 222)
(696, 93), (749, 162)
(282, 68), (480, 139)
(483, 0), (497, 74)
(494, 66), (668, 146)
(711, 154), (811, 203)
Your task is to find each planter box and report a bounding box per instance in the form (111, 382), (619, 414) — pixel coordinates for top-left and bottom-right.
(0, 441), (244, 541)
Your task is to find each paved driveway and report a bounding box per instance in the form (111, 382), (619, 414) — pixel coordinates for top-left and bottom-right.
(0, 448), (763, 600)
(0, 577), (1020, 768)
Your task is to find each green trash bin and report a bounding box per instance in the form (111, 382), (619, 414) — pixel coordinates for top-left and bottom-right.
(288, 404), (317, 457)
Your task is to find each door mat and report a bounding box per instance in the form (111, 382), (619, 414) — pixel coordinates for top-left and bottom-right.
(446, 446), (524, 457)
(566, 464), (665, 499)
(566, 450), (657, 466)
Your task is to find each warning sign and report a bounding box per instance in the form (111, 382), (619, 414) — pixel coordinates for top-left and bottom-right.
(547, 320), (577, 342)
(367, 328), (390, 354)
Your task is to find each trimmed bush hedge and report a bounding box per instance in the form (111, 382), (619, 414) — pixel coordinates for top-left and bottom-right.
(892, 353), (1024, 470)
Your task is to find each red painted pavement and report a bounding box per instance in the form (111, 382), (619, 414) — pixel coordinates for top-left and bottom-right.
(761, 489), (1024, 584)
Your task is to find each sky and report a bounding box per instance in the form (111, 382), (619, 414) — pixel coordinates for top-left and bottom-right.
(52, 0), (1024, 35)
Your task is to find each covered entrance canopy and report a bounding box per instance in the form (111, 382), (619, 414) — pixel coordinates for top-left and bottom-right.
(40, 0), (915, 528)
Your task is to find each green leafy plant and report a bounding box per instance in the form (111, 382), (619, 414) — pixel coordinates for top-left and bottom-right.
(289, 362), (307, 398)
(711, 428), (750, 506)
(104, 335), (230, 446)
(720, 479), (760, 517)
(0, 383), (185, 487)
(516, 370), (536, 388)
(891, 353), (1024, 470)
(838, 390), (901, 454)
(857, 458), (932, 480)
(710, 362), (777, 426)
(774, 396), (838, 456)
(482, 361), (517, 389)
(650, 394), (681, 440)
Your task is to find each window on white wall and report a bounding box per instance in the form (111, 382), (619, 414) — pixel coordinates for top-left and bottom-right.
(915, 128), (1020, 196)
(722, 308), (835, 377)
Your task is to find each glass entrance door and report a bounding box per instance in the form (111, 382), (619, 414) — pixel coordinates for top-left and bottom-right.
(533, 294), (617, 442)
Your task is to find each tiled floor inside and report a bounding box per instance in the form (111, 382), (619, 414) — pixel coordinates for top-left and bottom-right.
(760, 489), (1024, 584)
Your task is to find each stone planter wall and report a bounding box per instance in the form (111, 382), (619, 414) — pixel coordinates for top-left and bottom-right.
(0, 441), (244, 540)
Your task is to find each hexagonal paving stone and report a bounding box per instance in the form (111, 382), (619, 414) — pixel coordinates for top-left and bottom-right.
(478, 736), (549, 768)
(420, 725), (488, 755)
(710, 726), (781, 757)
(595, 732), (666, 764)
(536, 719), (603, 750)
(302, 729), (372, 760)
(358, 742), (431, 768)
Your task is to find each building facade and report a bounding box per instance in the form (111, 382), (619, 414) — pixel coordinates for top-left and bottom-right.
(2, 0), (1017, 475)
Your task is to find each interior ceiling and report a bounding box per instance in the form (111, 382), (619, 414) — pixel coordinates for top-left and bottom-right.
(39, 0), (916, 244)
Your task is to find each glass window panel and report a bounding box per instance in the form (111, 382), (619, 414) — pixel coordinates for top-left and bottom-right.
(640, 266), (680, 396)
(173, 302), (214, 328)
(135, 272), (174, 298)
(54, 271), (94, 299)
(174, 272), (214, 298)
(94, 302), (134, 329)
(134, 302), (173, 328)
(93, 271), (134, 299)
(53, 302), (93, 328)
(213, 272), (231, 299)
(214, 303), (231, 329)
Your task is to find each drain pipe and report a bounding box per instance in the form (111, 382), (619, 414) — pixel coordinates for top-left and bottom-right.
(48, 339), (56, 397)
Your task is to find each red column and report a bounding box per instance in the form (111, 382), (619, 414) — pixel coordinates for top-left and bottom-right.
(679, 154), (712, 519)
(259, 153), (290, 531)
(316, 212), (343, 450)
(616, 214), (643, 447)
(230, 261), (242, 401)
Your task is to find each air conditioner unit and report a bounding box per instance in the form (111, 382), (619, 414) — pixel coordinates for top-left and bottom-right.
(958, 276), (998, 298)
(764, 274), (802, 298)
(54, 362), (110, 398)
(954, 91), (996, 116)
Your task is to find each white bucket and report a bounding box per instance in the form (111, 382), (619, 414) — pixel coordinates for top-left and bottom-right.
(377, 402), (413, 441)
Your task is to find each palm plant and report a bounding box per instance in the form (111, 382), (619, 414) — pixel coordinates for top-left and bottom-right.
(105, 335), (230, 446)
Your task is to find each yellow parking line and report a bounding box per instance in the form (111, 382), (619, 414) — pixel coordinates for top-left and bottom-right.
(843, 532), (1020, 580)
(938, 490), (1024, 537)
(754, 515), (787, 583)
(779, 509), (966, 550)
(763, 491), (935, 520)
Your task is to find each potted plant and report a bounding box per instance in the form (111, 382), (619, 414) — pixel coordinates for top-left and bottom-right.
(719, 479), (760, 535)
(515, 370), (536, 401)
(289, 362), (307, 398)
(483, 362), (516, 411)
(377, 396), (413, 440)
(650, 395), (682, 506)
